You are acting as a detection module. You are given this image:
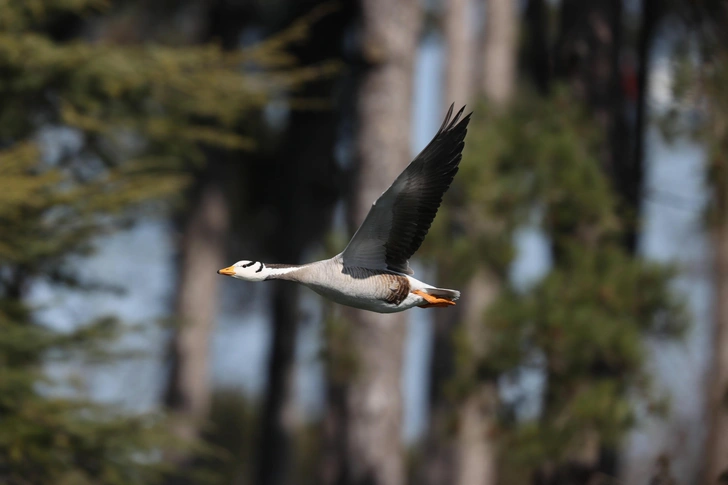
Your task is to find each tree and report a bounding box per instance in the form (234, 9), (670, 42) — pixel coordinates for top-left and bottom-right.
(554, 0), (637, 251)
(329, 1), (420, 484)
(541, 1), (656, 479)
(422, 3), (687, 485)
(442, 87), (686, 485)
(444, 0), (476, 109)
(162, 0), (247, 451)
(422, 2), (478, 479)
(481, 0), (518, 105)
(453, 3), (519, 485)
(153, 3), (340, 466)
(667, 2), (728, 481)
(422, 2), (518, 485)
(253, 4), (349, 485)
(0, 0), (325, 482)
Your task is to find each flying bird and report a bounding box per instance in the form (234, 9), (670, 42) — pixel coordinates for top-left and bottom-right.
(218, 105), (471, 313)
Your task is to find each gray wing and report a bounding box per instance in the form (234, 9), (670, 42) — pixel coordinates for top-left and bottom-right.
(340, 104), (471, 275)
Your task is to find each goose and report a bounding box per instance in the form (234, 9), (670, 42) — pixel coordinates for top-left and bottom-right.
(218, 104), (471, 313)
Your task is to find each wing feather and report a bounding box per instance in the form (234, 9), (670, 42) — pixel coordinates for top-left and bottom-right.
(340, 104), (471, 274)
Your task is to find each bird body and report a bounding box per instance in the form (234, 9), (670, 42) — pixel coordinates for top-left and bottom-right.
(221, 257), (459, 313)
(218, 105), (471, 313)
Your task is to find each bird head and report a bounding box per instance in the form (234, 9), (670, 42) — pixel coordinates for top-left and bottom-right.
(217, 260), (268, 282)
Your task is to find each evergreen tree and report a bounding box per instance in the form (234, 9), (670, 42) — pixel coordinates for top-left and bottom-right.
(0, 1), (326, 483)
(664, 2), (728, 481)
(425, 88), (686, 485)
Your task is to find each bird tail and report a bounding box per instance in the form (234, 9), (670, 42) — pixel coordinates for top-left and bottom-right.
(422, 287), (460, 302)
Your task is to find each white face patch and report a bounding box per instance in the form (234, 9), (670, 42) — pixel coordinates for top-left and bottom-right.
(230, 260), (268, 281)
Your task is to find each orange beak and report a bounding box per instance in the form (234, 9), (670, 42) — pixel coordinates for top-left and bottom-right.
(217, 266), (236, 276)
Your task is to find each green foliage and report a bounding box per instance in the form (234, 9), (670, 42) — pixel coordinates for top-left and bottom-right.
(489, 248), (685, 464)
(665, 44), (728, 226)
(0, 0), (330, 482)
(430, 87), (687, 469)
(0, 0), (108, 32)
(490, 248), (684, 374)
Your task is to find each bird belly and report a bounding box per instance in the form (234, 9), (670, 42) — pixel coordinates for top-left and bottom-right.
(305, 283), (425, 314)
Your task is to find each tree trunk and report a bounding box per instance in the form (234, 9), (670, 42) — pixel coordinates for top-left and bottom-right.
(454, 2), (518, 484)
(547, 0), (629, 481)
(525, 0), (551, 93)
(422, 2), (516, 485)
(165, 169), (229, 443)
(705, 182), (728, 485)
(444, 0), (476, 108)
(256, 94), (343, 485)
(162, 0), (250, 454)
(254, 4), (348, 483)
(555, 0), (626, 186)
(337, 2), (419, 484)
(481, 0), (519, 105)
(455, 271), (500, 485)
(257, 284), (300, 485)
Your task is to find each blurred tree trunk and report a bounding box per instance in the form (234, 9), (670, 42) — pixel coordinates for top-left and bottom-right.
(539, 1), (632, 482)
(165, 164), (230, 444)
(421, 2), (517, 485)
(96, 6), (229, 446)
(444, 0), (476, 108)
(705, 106), (728, 485)
(257, 282), (299, 485)
(453, 4), (519, 484)
(549, 0), (622, 480)
(456, 3), (518, 485)
(481, 0), (518, 105)
(555, 0), (627, 194)
(453, 271), (501, 485)
(97, 5), (235, 447)
(163, 0), (250, 457)
(706, 217), (728, 482)
(525, 0), (551, 93)
(629, 0), (660, 253)
(421, 0), (476, 478)
(253, 4), (349, 484)
(255, 15), (345, 485)
(334, 1), (419, 485)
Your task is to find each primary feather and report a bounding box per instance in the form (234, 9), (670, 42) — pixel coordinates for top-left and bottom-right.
(340, 104), (471, 275)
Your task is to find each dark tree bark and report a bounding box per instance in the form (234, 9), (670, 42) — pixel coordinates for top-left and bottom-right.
(254, 4), (349, 485)
(538, 1), (657, 483)
(555, 0), (629, 203)
(525, 0), (551, 93)
(255, 90), (343, 485)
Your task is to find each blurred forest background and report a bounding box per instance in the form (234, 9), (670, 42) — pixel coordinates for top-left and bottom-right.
(1, 0), (728, 484)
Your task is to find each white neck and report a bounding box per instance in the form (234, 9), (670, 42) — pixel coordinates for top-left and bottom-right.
(262, 264), (303, 281)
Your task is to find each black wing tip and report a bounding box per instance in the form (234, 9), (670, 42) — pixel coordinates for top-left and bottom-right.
(438, 103), (455, 132)
(439, 103), (472, 135)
